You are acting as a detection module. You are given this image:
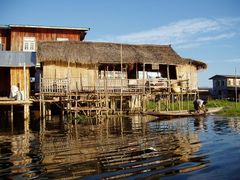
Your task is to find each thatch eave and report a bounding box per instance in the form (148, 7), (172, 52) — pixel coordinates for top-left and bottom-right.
(184, 58), (207, 70)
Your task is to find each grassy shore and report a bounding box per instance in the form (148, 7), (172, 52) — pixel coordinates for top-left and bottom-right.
(207, 99), (240, 116)
(146, 99), (240, 117)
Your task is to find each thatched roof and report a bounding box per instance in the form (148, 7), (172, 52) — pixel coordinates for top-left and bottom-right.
(37, 41), (207, 69)
(184, 58), (207, 70)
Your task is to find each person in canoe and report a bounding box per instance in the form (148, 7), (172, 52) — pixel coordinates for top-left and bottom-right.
(193, 99), (207, 113)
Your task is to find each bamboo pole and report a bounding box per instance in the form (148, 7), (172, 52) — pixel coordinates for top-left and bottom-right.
(235, 67), (238, 107)
(158, 99), (161, 112)
(167, 65), (170, 111)
(142, 63), (146, 112)
(39, 73), (42, 117)
(75, 92), (77, 118)
(120, 44), (123, 114)
(106, 66), (109, 116)
(23, 63), (27, 100)
(143, 63), (145, 94)
(94, 64), (97, 91)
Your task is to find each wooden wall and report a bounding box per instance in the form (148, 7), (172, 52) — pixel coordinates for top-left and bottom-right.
(10, 27), (86, 51)
(10, 67), (30, 98)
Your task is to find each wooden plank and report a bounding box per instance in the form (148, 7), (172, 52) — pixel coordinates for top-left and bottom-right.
(0, 100), (32, 105)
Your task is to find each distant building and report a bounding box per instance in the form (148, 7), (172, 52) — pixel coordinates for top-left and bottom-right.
(197, 87), (211, 100)
(209, 75), (240, 99)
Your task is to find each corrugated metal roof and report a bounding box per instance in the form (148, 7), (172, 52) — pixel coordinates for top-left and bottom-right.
(4, 24), (90, 31)
(0, 25), (9, 29)
(0, 24), (90, 31)
(0, 51), (36, 67)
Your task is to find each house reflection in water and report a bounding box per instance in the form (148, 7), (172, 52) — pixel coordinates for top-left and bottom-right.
(3, 115), (240, 179)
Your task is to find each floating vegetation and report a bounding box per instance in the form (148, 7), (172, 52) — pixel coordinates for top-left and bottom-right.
(66, 114), (97, 125)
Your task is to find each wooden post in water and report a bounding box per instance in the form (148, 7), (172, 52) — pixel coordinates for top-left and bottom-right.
(24, 104), (30, 133)
(10, 105), (13, 132)
(24, 104), (29, 120)
(60, 97), (64, 120)
(46, 103), (51, 121)
(171, 94), (174, 110)
(10, 104), (13, 122)
(158, 99), (161, 112)
(42, 100), (46, 118)
(39, 73), (42, 117)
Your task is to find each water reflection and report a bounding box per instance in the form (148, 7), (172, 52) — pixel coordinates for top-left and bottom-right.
(193, 116), (208, 131)
(0, 113), (240, 179)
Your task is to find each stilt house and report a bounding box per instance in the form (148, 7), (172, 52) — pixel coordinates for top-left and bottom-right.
(0, 24), (89, 98)
(37, 41), (207, 94)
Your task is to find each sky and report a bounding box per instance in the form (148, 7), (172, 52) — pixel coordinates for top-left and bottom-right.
(1, 0), (240, 87)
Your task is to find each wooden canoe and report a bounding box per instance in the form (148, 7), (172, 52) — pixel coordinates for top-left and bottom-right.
(146, 107), (223, 118)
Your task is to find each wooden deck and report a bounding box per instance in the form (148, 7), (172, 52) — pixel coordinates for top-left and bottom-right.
(0, 99), (32, 105)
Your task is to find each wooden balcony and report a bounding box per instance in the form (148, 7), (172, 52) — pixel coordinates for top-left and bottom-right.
(40, 77), (190, 95)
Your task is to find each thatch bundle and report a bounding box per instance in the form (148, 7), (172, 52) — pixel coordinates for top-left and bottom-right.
(37, 41), (207, 69)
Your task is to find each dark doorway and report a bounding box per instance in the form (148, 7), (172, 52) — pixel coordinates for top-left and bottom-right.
(159, 65), (177, 79)
(0, 67), (10, 97)
(127, 63), (137, 79)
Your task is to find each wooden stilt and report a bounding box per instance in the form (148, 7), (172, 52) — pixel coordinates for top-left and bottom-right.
(48, 105), (51, 116)
(158, 99), (161, 112)
(10, 104), (13, 122)
(39, 74), (42, 118)
(75, 93), (78, 118)
(43, 101), (46, 118)
(10, 105), (13, 132)
(24, 104), (30, 120)
(120, 94), (123, 114)
(142, 95), (146, 113)
(24, 104), (30, 132)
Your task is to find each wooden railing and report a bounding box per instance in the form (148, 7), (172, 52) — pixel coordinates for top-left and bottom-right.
(41, 78), (69, 93)
(40, 77), (190, 94)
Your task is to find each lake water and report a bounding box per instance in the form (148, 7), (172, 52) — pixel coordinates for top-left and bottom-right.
(0, 113), (240, 179)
